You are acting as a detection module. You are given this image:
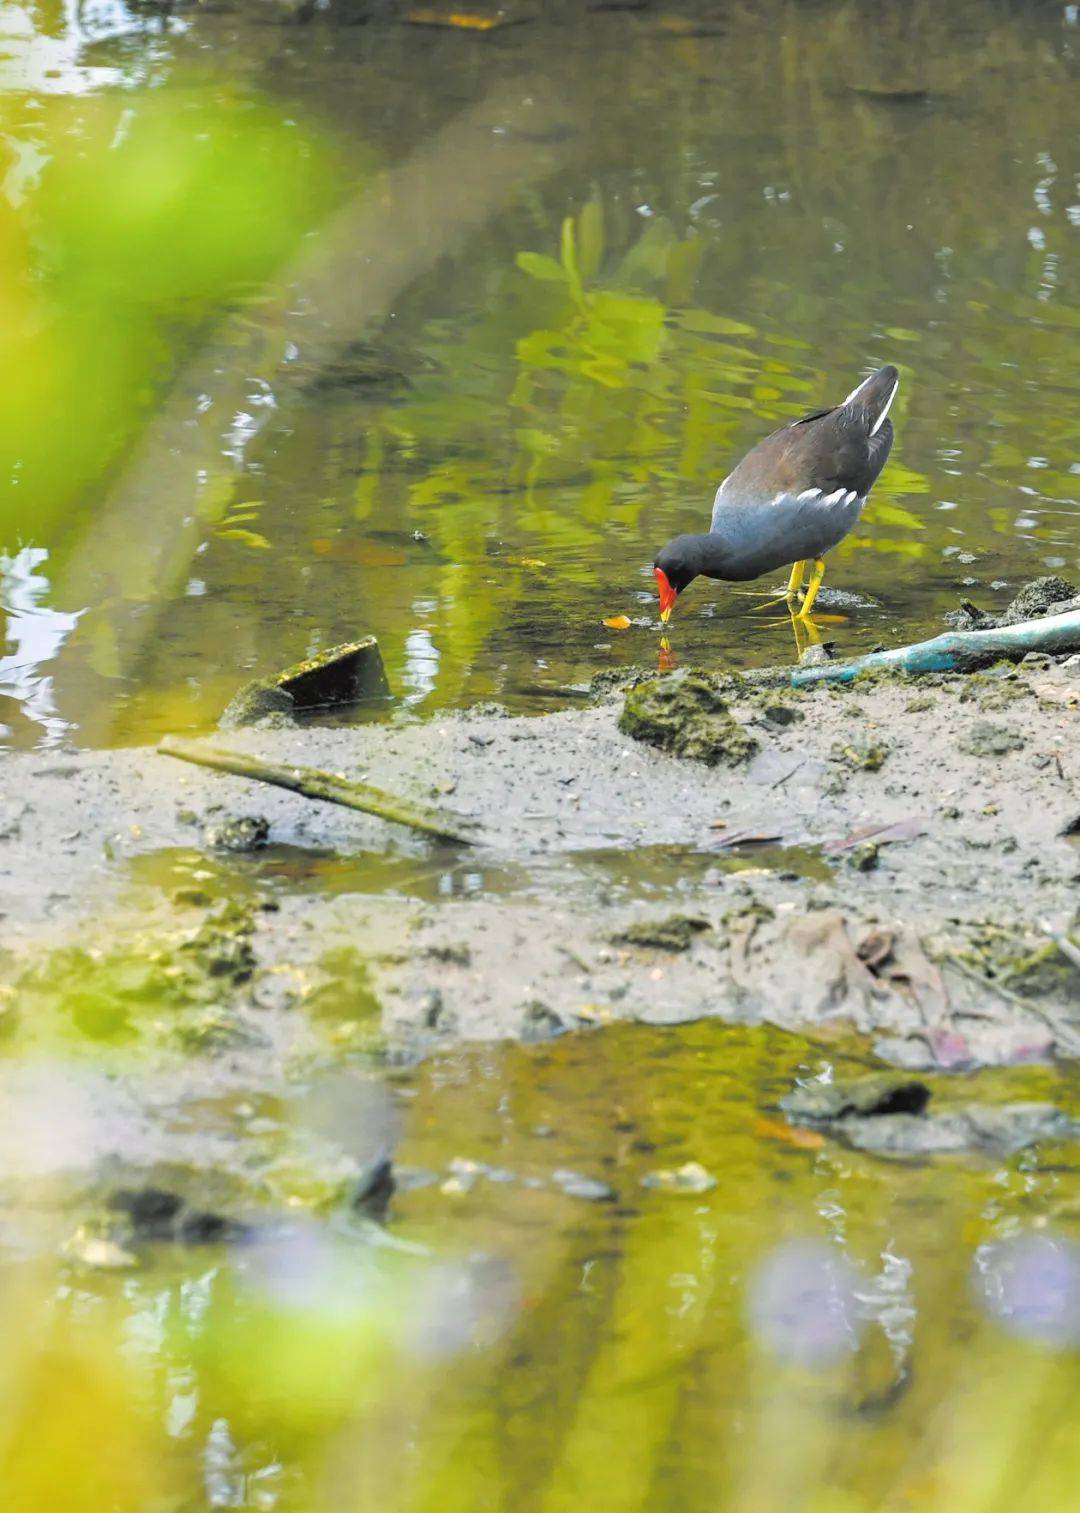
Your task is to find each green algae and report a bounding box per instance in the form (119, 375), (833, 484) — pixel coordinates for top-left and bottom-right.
(4, 902), (257, 1051)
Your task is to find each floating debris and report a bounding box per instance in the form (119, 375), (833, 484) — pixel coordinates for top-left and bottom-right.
(221, 637), (390, 727)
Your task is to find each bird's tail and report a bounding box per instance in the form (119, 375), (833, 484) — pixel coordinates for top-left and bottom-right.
(841, 364), (899, 437)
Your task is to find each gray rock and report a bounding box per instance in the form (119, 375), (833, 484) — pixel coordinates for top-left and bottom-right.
(781, 1074), (931, 1123)
(836, 1102), (1078, 1159)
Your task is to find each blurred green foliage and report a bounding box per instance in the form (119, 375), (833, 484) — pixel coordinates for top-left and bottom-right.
(0, 87), (334, 550)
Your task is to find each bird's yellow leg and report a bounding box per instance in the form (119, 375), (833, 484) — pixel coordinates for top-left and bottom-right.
(795, 558), (826, 621)
(743, 559), (807, 611)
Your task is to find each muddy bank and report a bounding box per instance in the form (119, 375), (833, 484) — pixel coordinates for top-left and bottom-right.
(3, 651), (1078, 1080)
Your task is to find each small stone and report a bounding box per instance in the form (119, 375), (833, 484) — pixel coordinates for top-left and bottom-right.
(798, 643), (833, 668)
(830, 738), (889, 771)
(848, 841), (881, 872)
(418, 989), (445, 1029)
(63, 1229), (138, 1270)
(641, 1161), (717, 1194)
(552, 1169), (615, 1202)
(521, 1000), (565, 1041)
(424, 942), (471, 966)
(202, 815), (269, 852)
(352, 1154), (395, 1220)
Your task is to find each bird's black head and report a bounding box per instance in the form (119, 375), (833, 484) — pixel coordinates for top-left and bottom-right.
(653, 534), (706, 622)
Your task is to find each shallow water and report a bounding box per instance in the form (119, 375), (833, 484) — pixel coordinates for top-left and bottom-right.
(1, 0), (1077, 750)
(2, 2), (1080, 1506)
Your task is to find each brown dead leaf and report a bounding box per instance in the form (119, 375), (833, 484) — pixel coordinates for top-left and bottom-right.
(754, 1116), (825, 1151)
(823, 817), (924, 854)
(602, 614), (632, 631)
(856, 928), (896, 975)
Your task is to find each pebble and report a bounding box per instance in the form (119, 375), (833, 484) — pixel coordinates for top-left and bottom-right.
(552, 1169), (615, 1202)
(641, 1161), (717, 1195)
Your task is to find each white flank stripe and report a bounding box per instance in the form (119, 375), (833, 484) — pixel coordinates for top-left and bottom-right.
(844, 490), (858, 505)
(797, 488), (821, 502)
(823, 488), (846, 506)
(870, 378), (899, 437)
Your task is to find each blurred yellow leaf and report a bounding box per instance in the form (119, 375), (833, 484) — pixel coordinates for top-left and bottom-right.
(216, 527), (272, 549)
(405, 9), (507, 28)
(603, 614), (632, 630)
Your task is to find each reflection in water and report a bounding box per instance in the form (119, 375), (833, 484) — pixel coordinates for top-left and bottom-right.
(0, 547), (80, 745)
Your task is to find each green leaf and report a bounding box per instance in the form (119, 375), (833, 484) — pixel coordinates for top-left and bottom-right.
(675, 309), (756, 338)
(576, 199), (605, 283)
(560, 216), (585, 307)
(884, 326), (921, 342)
(613, 218), (675, 287)
(515, 251), (567, 283)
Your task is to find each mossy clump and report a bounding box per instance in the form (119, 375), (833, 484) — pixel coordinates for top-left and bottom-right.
(618, 670), (758, 766)
(958, 721), (1024, 757)
(613, 914), (712, 952)
(830, 738), (889, 771)
(999, 575), (1077, 626)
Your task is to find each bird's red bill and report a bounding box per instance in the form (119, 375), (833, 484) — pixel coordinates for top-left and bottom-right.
(654, 566), (677, 623)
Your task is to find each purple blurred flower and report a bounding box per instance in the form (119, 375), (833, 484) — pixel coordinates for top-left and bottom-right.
(746, 1238), (860, 1368)
(972, 1234), (1080, 1348)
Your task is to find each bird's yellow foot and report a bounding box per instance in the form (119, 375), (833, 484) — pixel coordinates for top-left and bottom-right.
(738, 559), (808, 609)
(792, 558), (826, 621)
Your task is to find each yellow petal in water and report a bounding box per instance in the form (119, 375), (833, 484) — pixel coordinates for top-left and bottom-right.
(602, 614), (632, 630)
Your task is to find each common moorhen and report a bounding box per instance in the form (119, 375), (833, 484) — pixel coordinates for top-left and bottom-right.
(653, 365), (899, 623)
